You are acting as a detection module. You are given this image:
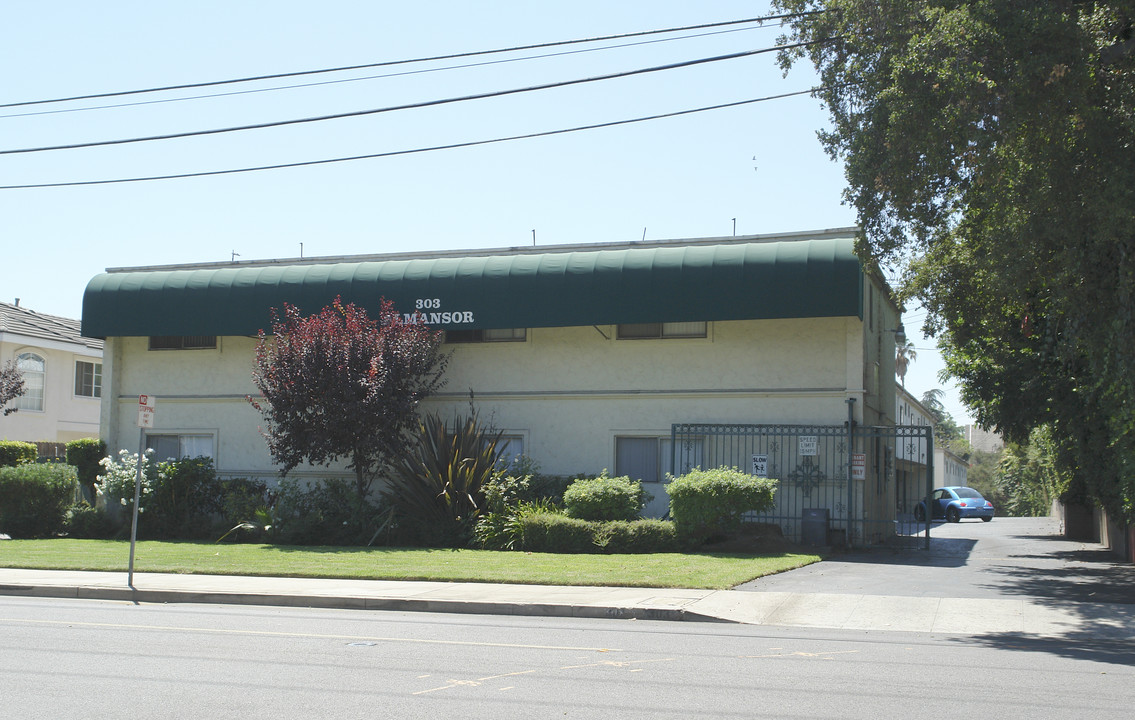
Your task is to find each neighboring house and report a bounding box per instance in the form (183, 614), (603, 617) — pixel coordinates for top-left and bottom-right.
(894, 384), (971, 508)
(894, 384), (935, 516)
(82, 228), (906, 544)
(934, 446), (969, 489)
(965, 424), (1004, 454)
(0, 300), (103, 444)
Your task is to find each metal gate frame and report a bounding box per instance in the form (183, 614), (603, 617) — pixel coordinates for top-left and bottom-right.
(671, 414), (934, 549)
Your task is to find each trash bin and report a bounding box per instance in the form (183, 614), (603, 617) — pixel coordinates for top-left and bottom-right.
(801, 508), (829, 546)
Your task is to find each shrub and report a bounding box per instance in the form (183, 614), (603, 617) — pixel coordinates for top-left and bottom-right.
(145, 457), (223, 539)
(0, 441), (37, 467)
(218, 477), (270, 527)
(473, 474), (534, 550)
(64, 503), (117, 539)
(515, 510), (597, 553)
(0, 463), (80, 537)
(562, 472), (646, 521)
(269, 477), (384, 546)
(383, 413), (505, 547)
(96, 449), (156, 524)
(95, 453), (224, 540)
(66, 438), (107, 500)
(514, 510), (681, 554)
(667, 467), (778, 542)
(594, 518), (681, 553)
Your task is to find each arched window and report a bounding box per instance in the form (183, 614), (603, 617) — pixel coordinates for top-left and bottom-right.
(16, 353), (45, 411)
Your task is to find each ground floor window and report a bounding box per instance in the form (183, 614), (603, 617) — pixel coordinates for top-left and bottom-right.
(616, 437), (662, 483)
(616, 435), (704, 483)
(495, 434), (525, 469)
(146, 432), (215, 461)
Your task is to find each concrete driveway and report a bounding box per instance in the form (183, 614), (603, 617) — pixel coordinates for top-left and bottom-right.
(736, 516), (1135, 604)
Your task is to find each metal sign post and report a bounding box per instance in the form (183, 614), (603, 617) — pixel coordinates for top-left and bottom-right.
(128, 395), (155, 587)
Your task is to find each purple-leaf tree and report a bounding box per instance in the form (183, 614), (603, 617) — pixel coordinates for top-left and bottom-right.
(0, 360), (25, 416)
(249, 296), (448, 500)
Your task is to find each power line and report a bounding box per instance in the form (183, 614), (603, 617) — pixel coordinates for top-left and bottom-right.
(0, 25), (772, 121)
(0, 12), (818, 110)
(0, 40), (827, 156)
(0, 89), (818, 190)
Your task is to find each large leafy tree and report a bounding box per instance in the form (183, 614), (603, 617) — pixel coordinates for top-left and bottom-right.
(0, 360), (25, 416)
(249, 297), (448, 500)
(776, 0), (1135, 517)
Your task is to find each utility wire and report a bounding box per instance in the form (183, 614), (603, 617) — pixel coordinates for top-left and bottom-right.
(0, 26), (773, 121)
(0, 12), (818, 109)
(0, 89), (818, 189)
(0, 40), (827, 156)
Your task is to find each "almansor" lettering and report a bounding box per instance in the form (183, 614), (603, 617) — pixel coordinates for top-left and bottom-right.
(401, 310), (475, 325)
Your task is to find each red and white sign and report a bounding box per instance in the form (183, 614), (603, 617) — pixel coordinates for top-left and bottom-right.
(851, 453), (866, 481)
(137, 395), (157, 428)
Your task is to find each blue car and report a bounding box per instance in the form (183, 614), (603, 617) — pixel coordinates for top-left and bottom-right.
(914, 486), (995, 523)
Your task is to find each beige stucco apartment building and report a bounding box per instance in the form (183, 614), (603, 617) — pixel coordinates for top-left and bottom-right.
(83, 228), (906, 543)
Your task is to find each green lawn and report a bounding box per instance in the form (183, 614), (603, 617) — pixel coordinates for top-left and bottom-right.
(0, 540), (820, 590)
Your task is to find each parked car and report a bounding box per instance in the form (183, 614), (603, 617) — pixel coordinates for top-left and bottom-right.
(913, 486), (995, 523)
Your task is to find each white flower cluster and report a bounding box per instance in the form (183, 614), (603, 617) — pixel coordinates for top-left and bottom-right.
(96, 448), (155, 512)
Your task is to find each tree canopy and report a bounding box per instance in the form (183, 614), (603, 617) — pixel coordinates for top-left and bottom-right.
(776, 0), (1135, 518)
(249, 297), (448, 499)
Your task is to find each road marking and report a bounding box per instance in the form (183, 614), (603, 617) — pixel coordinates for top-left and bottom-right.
(0, 617), (621, 652)
(415, 669), (540, 695)
(413, 658), (673, 695)
(743, 650), (860, 660)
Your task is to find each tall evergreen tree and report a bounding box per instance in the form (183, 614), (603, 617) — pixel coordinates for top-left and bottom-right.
(776, 0), (1135, 518)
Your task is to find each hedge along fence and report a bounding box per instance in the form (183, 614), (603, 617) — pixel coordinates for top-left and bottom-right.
(0, 463), (80, 538)
(0, 441), (38, 467)
(517, 511), (679, 553)
(667, 467), (778, 543)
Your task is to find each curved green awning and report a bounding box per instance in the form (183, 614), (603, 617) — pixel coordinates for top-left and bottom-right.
(81, 236), (864, 338)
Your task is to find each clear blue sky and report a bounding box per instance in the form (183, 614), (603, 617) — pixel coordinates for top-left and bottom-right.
(0, 1), (971, 423)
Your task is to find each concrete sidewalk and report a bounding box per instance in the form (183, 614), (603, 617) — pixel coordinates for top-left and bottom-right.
(2, 567), (1133, 641)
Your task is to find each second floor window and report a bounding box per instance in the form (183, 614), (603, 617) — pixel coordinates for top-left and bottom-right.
(149, 336), (217, 350)
(75, 360), (102, 398)
(15, 353), (45, 411)
(616, 321), (707, 339)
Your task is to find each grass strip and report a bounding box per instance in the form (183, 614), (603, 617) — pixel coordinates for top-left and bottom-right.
(0, 539), (820, 590)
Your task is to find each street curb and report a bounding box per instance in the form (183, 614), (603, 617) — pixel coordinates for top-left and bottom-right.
(0, 582), (715, 624)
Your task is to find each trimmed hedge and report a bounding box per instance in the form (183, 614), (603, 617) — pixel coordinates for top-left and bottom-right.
(65, 438), (107, 493)
(562, 473), (646, 521)
(517, 511), (680, 553)
(0, 441), (37, 467)
(667, 467), (778, 542)
(0, 463), (79, 538)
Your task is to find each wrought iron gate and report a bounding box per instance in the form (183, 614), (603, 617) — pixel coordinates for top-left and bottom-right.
(671, 421), (934, 548)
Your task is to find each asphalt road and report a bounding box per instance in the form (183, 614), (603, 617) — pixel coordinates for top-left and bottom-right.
(738, 516), (1135, 604)
(2, 595), (1133, 719)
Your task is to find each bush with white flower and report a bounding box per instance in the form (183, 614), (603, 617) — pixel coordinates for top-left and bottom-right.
(96, 449), (156, 519)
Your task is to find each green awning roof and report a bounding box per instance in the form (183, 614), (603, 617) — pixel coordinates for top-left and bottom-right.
(81, 236), (864, 338)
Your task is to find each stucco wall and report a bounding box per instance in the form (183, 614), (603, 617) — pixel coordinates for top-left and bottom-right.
(101, 315), (879, 481)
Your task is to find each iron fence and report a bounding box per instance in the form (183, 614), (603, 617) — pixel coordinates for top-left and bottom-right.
(671, 422), (933, 548)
